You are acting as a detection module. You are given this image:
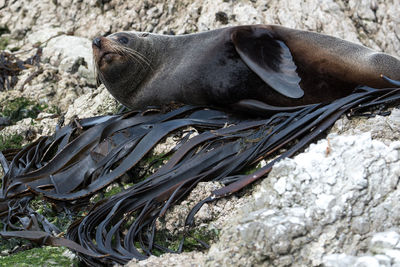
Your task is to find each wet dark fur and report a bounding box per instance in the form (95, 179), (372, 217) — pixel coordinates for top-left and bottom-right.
(92, 25), (400, 110)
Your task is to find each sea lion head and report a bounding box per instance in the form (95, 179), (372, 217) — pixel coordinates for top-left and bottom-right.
(92, 32), (154, 105)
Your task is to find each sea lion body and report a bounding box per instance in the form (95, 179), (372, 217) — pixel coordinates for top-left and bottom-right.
(92, 25), (400, 109)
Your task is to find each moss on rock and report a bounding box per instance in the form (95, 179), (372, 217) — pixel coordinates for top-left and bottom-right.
(0, 133), (23, 150)
(0, 247), (77, 266)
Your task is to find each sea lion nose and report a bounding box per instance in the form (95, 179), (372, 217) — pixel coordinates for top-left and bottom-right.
(93, 37), (102, 48)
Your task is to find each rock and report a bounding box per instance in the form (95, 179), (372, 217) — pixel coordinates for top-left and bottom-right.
(127, 252), (205, 267)
(331, 108), (400, 145)
(370, 231), (400, 252)
(1, 0), (399, 56)
(201, 132), (400, 266)
(156, 182), (224, 235)
(129, 128), (400, 266)
(43, 35), (95, 84)
(26, 27), (63, 45)
(323, 254), (358, 267)
(63, 84), (118, 124)
(322, 231), (400, 266)
(215, 11), (229, 24)
(1, 0), (400, 266)
(0, 116), (58, 146)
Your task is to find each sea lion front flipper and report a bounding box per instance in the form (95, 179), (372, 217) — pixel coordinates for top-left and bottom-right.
(231, 26), (304, 99)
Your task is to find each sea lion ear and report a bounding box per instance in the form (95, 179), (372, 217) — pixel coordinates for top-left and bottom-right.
(231, 26), (304, 99)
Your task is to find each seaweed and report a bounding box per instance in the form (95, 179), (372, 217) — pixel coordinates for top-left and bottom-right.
(0, 85), (399, 266)
(0, 47), (42, 91)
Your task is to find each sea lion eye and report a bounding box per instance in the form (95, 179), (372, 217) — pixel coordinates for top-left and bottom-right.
(118, 36), (129, 44)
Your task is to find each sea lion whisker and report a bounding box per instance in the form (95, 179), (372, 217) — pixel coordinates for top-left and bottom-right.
(109, 44), (143, 63)
(112, 43), (152, 67)
(117, 47), (149, 71)
(93, 67), (103, 85)
(115, 45), (152, 68)
(92, 54), (101, 85)
(109, 44), (151, 71)
(125, 47), (151, 65)
(119, 49), (147, 66)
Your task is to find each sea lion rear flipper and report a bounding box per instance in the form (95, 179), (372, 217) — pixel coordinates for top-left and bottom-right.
(231, 26), (304, 99)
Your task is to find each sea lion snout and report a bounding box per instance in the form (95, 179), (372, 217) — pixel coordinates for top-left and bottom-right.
(92, 36), (109, 51)
(92, 37), (120, 69)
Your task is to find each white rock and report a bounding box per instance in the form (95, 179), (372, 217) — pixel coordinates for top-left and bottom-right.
(354, 256), (380, 267)
(370, 231), (400, 252)
(273, 177), (287, 195)
(322, 253), (357, 267)
(43, 35), (95, 83)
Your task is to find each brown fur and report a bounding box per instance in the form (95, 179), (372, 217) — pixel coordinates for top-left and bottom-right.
(92, 25), (400, 109)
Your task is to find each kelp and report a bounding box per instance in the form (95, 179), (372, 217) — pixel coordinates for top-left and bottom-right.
(0, 85), (400, 265)
(0, 48), (42, 91)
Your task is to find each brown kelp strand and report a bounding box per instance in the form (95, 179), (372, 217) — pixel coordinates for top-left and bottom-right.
(0, 48), (42, 91)
(0, 86), (399, 265)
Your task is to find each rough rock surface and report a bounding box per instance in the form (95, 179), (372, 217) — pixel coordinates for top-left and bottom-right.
(1, 0), (400, 56)
(206, 130), (400, 266)
(1, 0), (400, 266)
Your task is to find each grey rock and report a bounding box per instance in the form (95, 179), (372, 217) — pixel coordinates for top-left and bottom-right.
(43, 35), (95, 83)
(370, 231), (400, 252)
(1, 1), (400, 266)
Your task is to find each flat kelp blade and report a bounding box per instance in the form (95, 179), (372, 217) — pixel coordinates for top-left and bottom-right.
(66, 105), (341, 264)
(1, 85), (400, 265)
(0, 151), (9, 174)
(52, 87), (400, 264)
(10, 116), (120, 182)
(28, 111), (230, 200)
(2, 106), (201, 200)
(67, 143), (243, 265)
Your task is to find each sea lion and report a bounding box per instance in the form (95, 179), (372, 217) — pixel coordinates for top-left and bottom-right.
(92, 25), (400, 110)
